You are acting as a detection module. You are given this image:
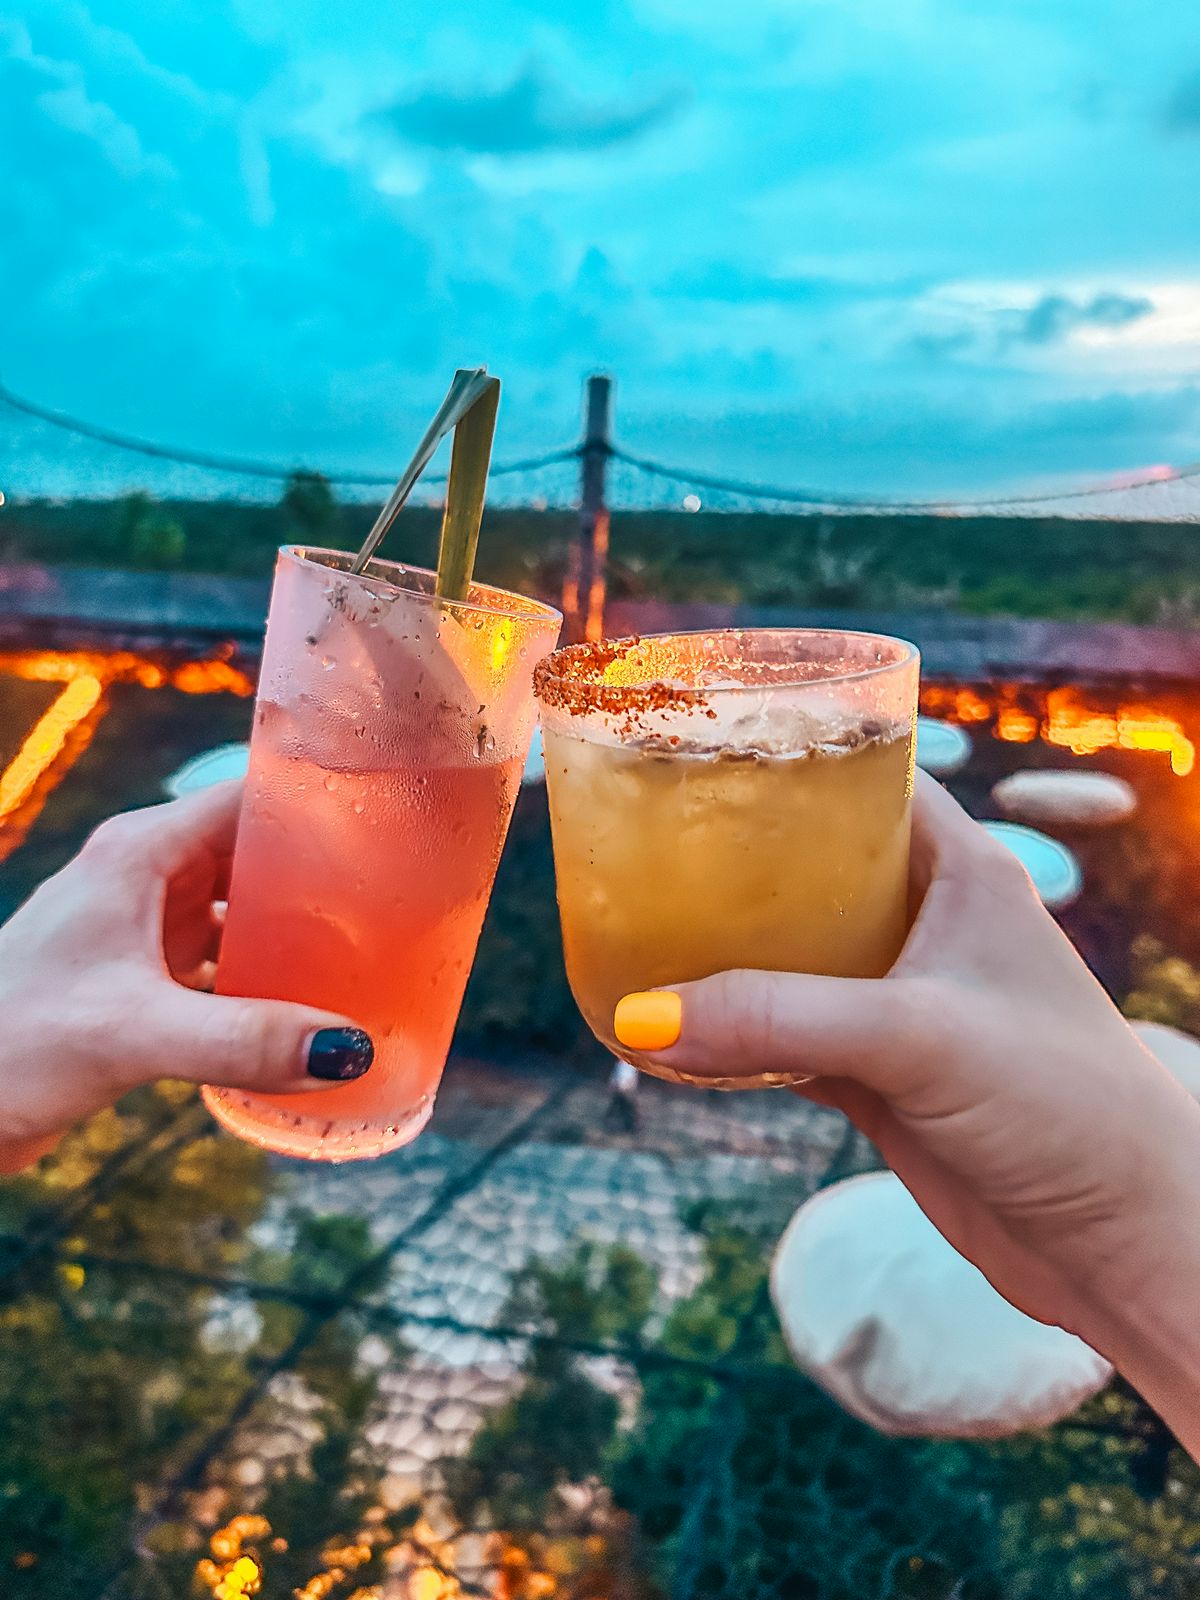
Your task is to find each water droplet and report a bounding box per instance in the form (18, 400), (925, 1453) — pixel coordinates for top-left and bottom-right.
(353, 798), (366, 815)
(321, 655), (335, 671)
(324, 774), (337, 792)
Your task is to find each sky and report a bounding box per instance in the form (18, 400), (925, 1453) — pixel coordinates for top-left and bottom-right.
(3, 0), (1200, 503)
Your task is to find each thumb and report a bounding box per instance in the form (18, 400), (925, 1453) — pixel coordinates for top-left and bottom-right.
(613, 968), (924, 1090)
(118, 986), (375, 1093)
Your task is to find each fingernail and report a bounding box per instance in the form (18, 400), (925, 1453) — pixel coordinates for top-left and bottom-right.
(614, 991), (682, 1053)
(307, 1027), (374, 1081)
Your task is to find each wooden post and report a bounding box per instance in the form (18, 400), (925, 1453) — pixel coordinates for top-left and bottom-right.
(563, 374), (613, 643)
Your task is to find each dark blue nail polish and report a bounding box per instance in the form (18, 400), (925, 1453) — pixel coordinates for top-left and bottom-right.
(307, 1027), (374, 1081)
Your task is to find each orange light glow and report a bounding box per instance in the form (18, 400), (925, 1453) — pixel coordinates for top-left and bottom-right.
(921, 683), (1197, 778)
(193, 1506), (587, 1600)
(995, 707), (1039, 743)
(585, 508), (610, 644)
(0, 645), (256, 861)
(0, 676), (104, 826)
(1119, 711), (1196, 777)
(215, 1555), (262, 1600)
(198, 1518), (271, 1598)
(0, 646), (254, 696)
(921, 684), (993, 724)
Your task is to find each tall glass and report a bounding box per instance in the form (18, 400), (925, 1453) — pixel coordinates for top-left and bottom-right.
(535, 629), (918, 1088)
(207, 547), (561, 1159)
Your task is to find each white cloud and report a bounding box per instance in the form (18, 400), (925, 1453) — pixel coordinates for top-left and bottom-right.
(906, 280), (1200, 385)
(4, 0), (1200, 501)
(36, 81), (174, 178)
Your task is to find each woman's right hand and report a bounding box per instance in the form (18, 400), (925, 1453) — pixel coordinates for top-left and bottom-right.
(614, 772), (1200, 1457)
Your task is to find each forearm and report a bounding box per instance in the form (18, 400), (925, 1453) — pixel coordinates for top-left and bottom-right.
(1068, 1113), (1200, 1463)
(1091, 1300), (1200, 1464)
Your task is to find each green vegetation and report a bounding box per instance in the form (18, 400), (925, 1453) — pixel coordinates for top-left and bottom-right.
(1123, 936), (1200, 1034)
(450, 1212), (1200, 1599)
(279, 470), (343, 545)
(0, 1085), (405, 1598)
(115, 492), (188, 569)
(7, 478), (1200, 1595)
(5, 487), (1200, 622)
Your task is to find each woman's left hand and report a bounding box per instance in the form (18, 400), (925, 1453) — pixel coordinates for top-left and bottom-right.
(0, 782), (375, 1169)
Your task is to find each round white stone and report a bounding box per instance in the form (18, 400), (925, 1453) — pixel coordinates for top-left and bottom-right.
(992, 770), (1137, 829)
(915, 716), (971, 777)
(982, 820), (1083, 910)
(771, 1172), (1111, 1437)
(164, 743), (250, 798)
(1131, 1020), (1200, 1102)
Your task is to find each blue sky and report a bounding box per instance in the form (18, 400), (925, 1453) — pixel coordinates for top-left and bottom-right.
(3, 0), (1200, 501)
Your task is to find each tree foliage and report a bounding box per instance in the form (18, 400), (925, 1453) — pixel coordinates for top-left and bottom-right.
(0, 1090), (397, 1599)
(280, 471), (341, 543)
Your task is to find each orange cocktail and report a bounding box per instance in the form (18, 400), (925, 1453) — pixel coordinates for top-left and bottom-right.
(535, 629), (919, 1087)
(208, 546), (561, 1159)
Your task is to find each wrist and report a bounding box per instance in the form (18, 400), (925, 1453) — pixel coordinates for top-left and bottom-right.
(1062, 1101), (1200, 1460)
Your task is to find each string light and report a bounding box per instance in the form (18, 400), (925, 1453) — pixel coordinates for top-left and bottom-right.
(0, 647), (255, 861)
(921, 684), (1196, 777)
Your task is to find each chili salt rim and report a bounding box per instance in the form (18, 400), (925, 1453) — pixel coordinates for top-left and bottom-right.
(533, 629), (918, 722)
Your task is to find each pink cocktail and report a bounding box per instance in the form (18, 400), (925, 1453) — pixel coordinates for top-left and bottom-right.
(207, 546), (561, 1160)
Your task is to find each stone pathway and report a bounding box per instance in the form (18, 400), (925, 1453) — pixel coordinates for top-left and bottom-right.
(209, 1057), (856, 1506)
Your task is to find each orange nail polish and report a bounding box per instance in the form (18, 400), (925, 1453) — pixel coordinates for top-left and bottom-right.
(614, 991), (682, 1053)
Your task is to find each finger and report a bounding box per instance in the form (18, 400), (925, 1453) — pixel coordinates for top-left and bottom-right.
(176, 958), (217, 993)
(163, 872), (228, 979)
(113, 985), (375, 1094)
(83, 782), (244, 883)
(613, 969), (930, 1092)
(909, 769), (990, 881)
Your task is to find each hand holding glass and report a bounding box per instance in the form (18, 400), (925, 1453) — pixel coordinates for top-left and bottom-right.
(208, 547), (560, 1159)
(535, 629), (918, 1087)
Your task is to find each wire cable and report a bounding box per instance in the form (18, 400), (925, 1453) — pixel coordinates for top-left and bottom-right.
(0, 377), (579, 487)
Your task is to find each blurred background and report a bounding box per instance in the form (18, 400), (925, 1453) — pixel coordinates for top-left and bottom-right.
(6, 4), (1200, 1599)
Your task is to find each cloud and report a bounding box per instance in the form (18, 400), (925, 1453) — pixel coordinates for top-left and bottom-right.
(1014, 291), (1154, 345)
(1164, 68), (1200, 133)
(908, 329), (976, 363)
(662, 261), (854, 304)
(376, 61), (683, 156)
(909, 284), (1158, 365)
(7, 0), (1200, 504)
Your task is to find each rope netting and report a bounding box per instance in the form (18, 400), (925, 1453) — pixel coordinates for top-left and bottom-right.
(5, 376), (1200, 520)
(2, 1060), (1195, 1600)
(5, 383), (1200, 1596)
